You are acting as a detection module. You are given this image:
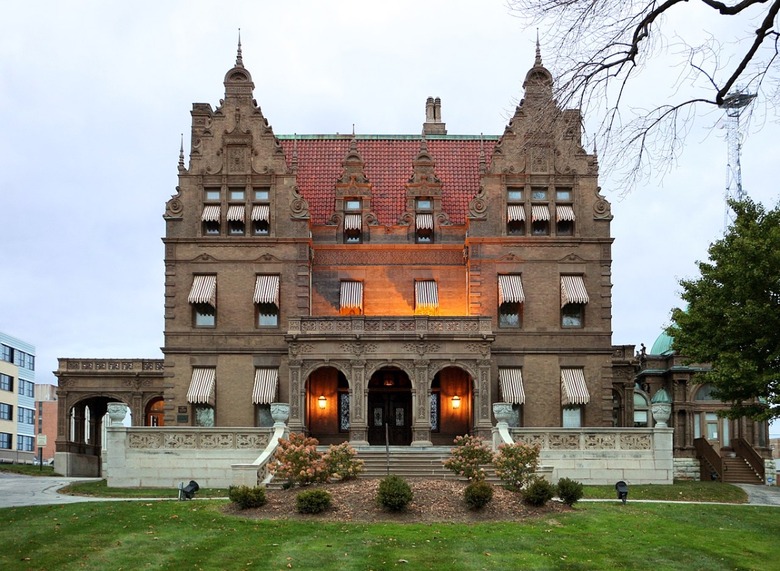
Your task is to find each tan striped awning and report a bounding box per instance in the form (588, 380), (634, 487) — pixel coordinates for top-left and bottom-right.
(254, 275), (280, 305)
(415, 280), (438, 311)
(531, 205), (550, 221)
(227, 205), (245, 222)
(498, 275), (525, 304)
(416, 213), (434, 230)
(344, 214), (362, 230)
(202, 205), (221, 222)
(252, 368), (278, 405)
(556, 205), (576, 222)
(187, 368), (215, 405)
(251, 204), (270, 222)
(499, 368), (525, 404)
(188, 275), (216, 306)
(560, 275), (589, 307)
(340, 281), (363, 311)
(507, 205), (525, 222)
(561, 368), (590, 405)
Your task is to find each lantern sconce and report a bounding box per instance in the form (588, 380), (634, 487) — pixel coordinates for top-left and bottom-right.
(451, 395), (461, 409)
(318, 395), (327, 409)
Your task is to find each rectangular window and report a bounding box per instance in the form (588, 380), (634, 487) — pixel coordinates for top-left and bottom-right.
(0, 374), (12, 392)
(507, 187), (523, 202)
(0, 433), (10, 449)
(227, 205), (245, 236)
(1, 345), (12, 363)
(17, 435), (34, 452)
(344, 214), (362, 244)
(415, 213), (434, 243)
(194, 304), (216, 327)
(345, 199), (361, 211)
(531, 187), (548, 201)
(499, 303), (522, 327)
(202, 205), (221, 235)
(414, 280), (439, 315)
(18, 379), (33, 397)
(0, 403), (12, 421)
(251, 204), (270, 236)
(204, 187), (221, 201)
(255, 275), (280, 327)
(562, 406), (582, 428)
(189, 275), (217, 328)
(498, 275), (525, 328)
(556, 205), (575, 236)
(416, 198), (432, 211)
(254, 188), (270, 201)
(555, 188), (573, 201)
(229, 188), (245, 201)
(507, 205), (525, 235)
(19, 407), (35, 424)
(561, 304), (584, 328)
(531, 205), (550, 236)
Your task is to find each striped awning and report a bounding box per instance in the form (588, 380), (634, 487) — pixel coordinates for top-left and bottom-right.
(415, 280), (439, 311)
(556, 205), (576, 222)
(507, 205), (526, 222)
(499, 368), (526, 404)
(416, 213), (434, 230)
(560, 275), (589, 307)
(344, 214), (362, 230)
(251, 204), (270, 222)
(561, 368), (590, 405)
(202, 205), (221, 222)
(498, 274), (525, 304)
(340, 281), (363, 311)
(531, 205), (550, 221)
(227, 205), (245, 222)
(252, 368), (279, 405)
(188, 275), (216, 306)
(254, 275), (280, 305)
(187, 368), (215, 405)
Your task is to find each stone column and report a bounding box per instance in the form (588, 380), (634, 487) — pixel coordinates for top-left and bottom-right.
(349, 359), (368, 446)
(411, 359), (432, 447)
(473, 360), (493, 439)
(287, 360), (305, 432)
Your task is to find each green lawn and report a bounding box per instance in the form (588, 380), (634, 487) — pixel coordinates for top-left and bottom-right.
(58, 479), (228, 499)
(0, 464), (58, 477)
(1, 500), (776, 570)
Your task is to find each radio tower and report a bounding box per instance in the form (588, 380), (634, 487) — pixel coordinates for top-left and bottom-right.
(719, 89), (755, 227)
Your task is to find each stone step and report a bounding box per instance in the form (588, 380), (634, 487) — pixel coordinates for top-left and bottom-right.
(722, 457), (763, 484)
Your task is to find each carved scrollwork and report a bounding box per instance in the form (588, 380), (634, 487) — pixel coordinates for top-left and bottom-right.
(290, 185), (310, 220)
(397, 211), (414, 226)
(468, 185), (488, 219)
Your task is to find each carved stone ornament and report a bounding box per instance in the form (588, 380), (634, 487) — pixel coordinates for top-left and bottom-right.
(290, 185), (310, 220)
(270, 402), (290, 424)
(492, 402), (513, 425)
(107, 403), (129, 426)
(468, 186), (488, 219)
(593, 187), (612, 219)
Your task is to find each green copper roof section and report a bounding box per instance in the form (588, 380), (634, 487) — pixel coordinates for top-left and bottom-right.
(650, 331), (675, 356)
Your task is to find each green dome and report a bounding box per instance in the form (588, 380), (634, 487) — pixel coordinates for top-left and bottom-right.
(650, 331), (675, 355)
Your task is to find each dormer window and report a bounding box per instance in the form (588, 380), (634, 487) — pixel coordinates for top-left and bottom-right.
(344, 214), (362, 243)
(416, 198), (432, 211)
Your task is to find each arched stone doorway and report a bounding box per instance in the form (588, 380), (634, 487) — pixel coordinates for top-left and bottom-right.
(430, 366), (472, 445)
(367, 367), (412, 446)
(145, 397), (165, 426)
(307, 366), (350, 445)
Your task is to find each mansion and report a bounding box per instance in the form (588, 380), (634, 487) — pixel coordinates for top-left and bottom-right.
(54, 42), (771, 484)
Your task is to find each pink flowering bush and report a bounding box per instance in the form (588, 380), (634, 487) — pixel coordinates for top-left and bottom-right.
(492, 441), (541, 491)
(443, 435), (493, 482)
(270, 433), (329, 487)
(323, 442), (364, 481)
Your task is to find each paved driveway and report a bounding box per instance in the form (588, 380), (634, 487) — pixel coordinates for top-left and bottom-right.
(735, 484), (780, 506)
(0, 473), (107, 508)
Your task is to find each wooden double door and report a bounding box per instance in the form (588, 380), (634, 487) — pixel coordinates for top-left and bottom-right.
(367, 389), (412, 446)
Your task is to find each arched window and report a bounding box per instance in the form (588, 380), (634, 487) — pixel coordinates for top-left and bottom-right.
(633, 391), (649, 427)
(695, 384), (718, 401)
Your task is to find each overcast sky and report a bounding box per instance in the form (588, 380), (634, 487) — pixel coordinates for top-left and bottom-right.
(2, 1), (778, 433)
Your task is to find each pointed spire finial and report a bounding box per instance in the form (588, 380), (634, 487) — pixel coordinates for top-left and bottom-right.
(178, 133), (185, 171)
(535, 29), (542, 66)
(236, 28), (244, 67)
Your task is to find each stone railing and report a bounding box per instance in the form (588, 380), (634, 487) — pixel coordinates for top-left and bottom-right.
(126, 427), (271, 450)
(288, 316), (493, 337)
(509, 428), (654, 451)
(60, 358), (164, 372)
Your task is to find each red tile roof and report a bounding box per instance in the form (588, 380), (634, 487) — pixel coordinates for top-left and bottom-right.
(278, 136), (497, 226)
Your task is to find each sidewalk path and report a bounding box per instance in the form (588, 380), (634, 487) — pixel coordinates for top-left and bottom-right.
(0, 473), (123, 508)
(734, 483), (780, 506)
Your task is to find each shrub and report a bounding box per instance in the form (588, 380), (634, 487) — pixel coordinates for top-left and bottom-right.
(523, 477), (555, 507)
(323, 442), (364, 481)
(296, 488), (332, 514)
(228, 485), (267, 510)
(464, 480), (494, 510)
(443, 435), (494, 482)
(376, 474), (413, 512)
(492, 442), (541, 492)
(556, 477), (584, 506)
(269, 432), (329, 487)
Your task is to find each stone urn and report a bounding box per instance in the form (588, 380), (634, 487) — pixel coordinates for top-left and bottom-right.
(492, 402), (513, 426)
(270, 402), (290, 425)
(651, 388), (672, 428)
(107, 403), (128, 427)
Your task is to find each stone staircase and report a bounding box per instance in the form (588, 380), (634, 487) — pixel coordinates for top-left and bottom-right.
(722, 456), (763, 484)
(353, 447), (456, 479)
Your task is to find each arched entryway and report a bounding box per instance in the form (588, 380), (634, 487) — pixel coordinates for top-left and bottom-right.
(145, 397), (165, 426)
(368, 368), (412, 445)
(307, 366), (350, 445)
(430, 366), (473, 446)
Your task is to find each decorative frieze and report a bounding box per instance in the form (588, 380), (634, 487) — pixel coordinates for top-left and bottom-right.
(127, 428), (271, 450)
(509, 429), (655, 451)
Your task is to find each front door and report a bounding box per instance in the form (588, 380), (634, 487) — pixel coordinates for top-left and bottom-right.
(367, 389), (412, 445)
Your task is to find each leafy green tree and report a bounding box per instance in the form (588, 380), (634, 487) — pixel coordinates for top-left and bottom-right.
(668, 199), (780, 421)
